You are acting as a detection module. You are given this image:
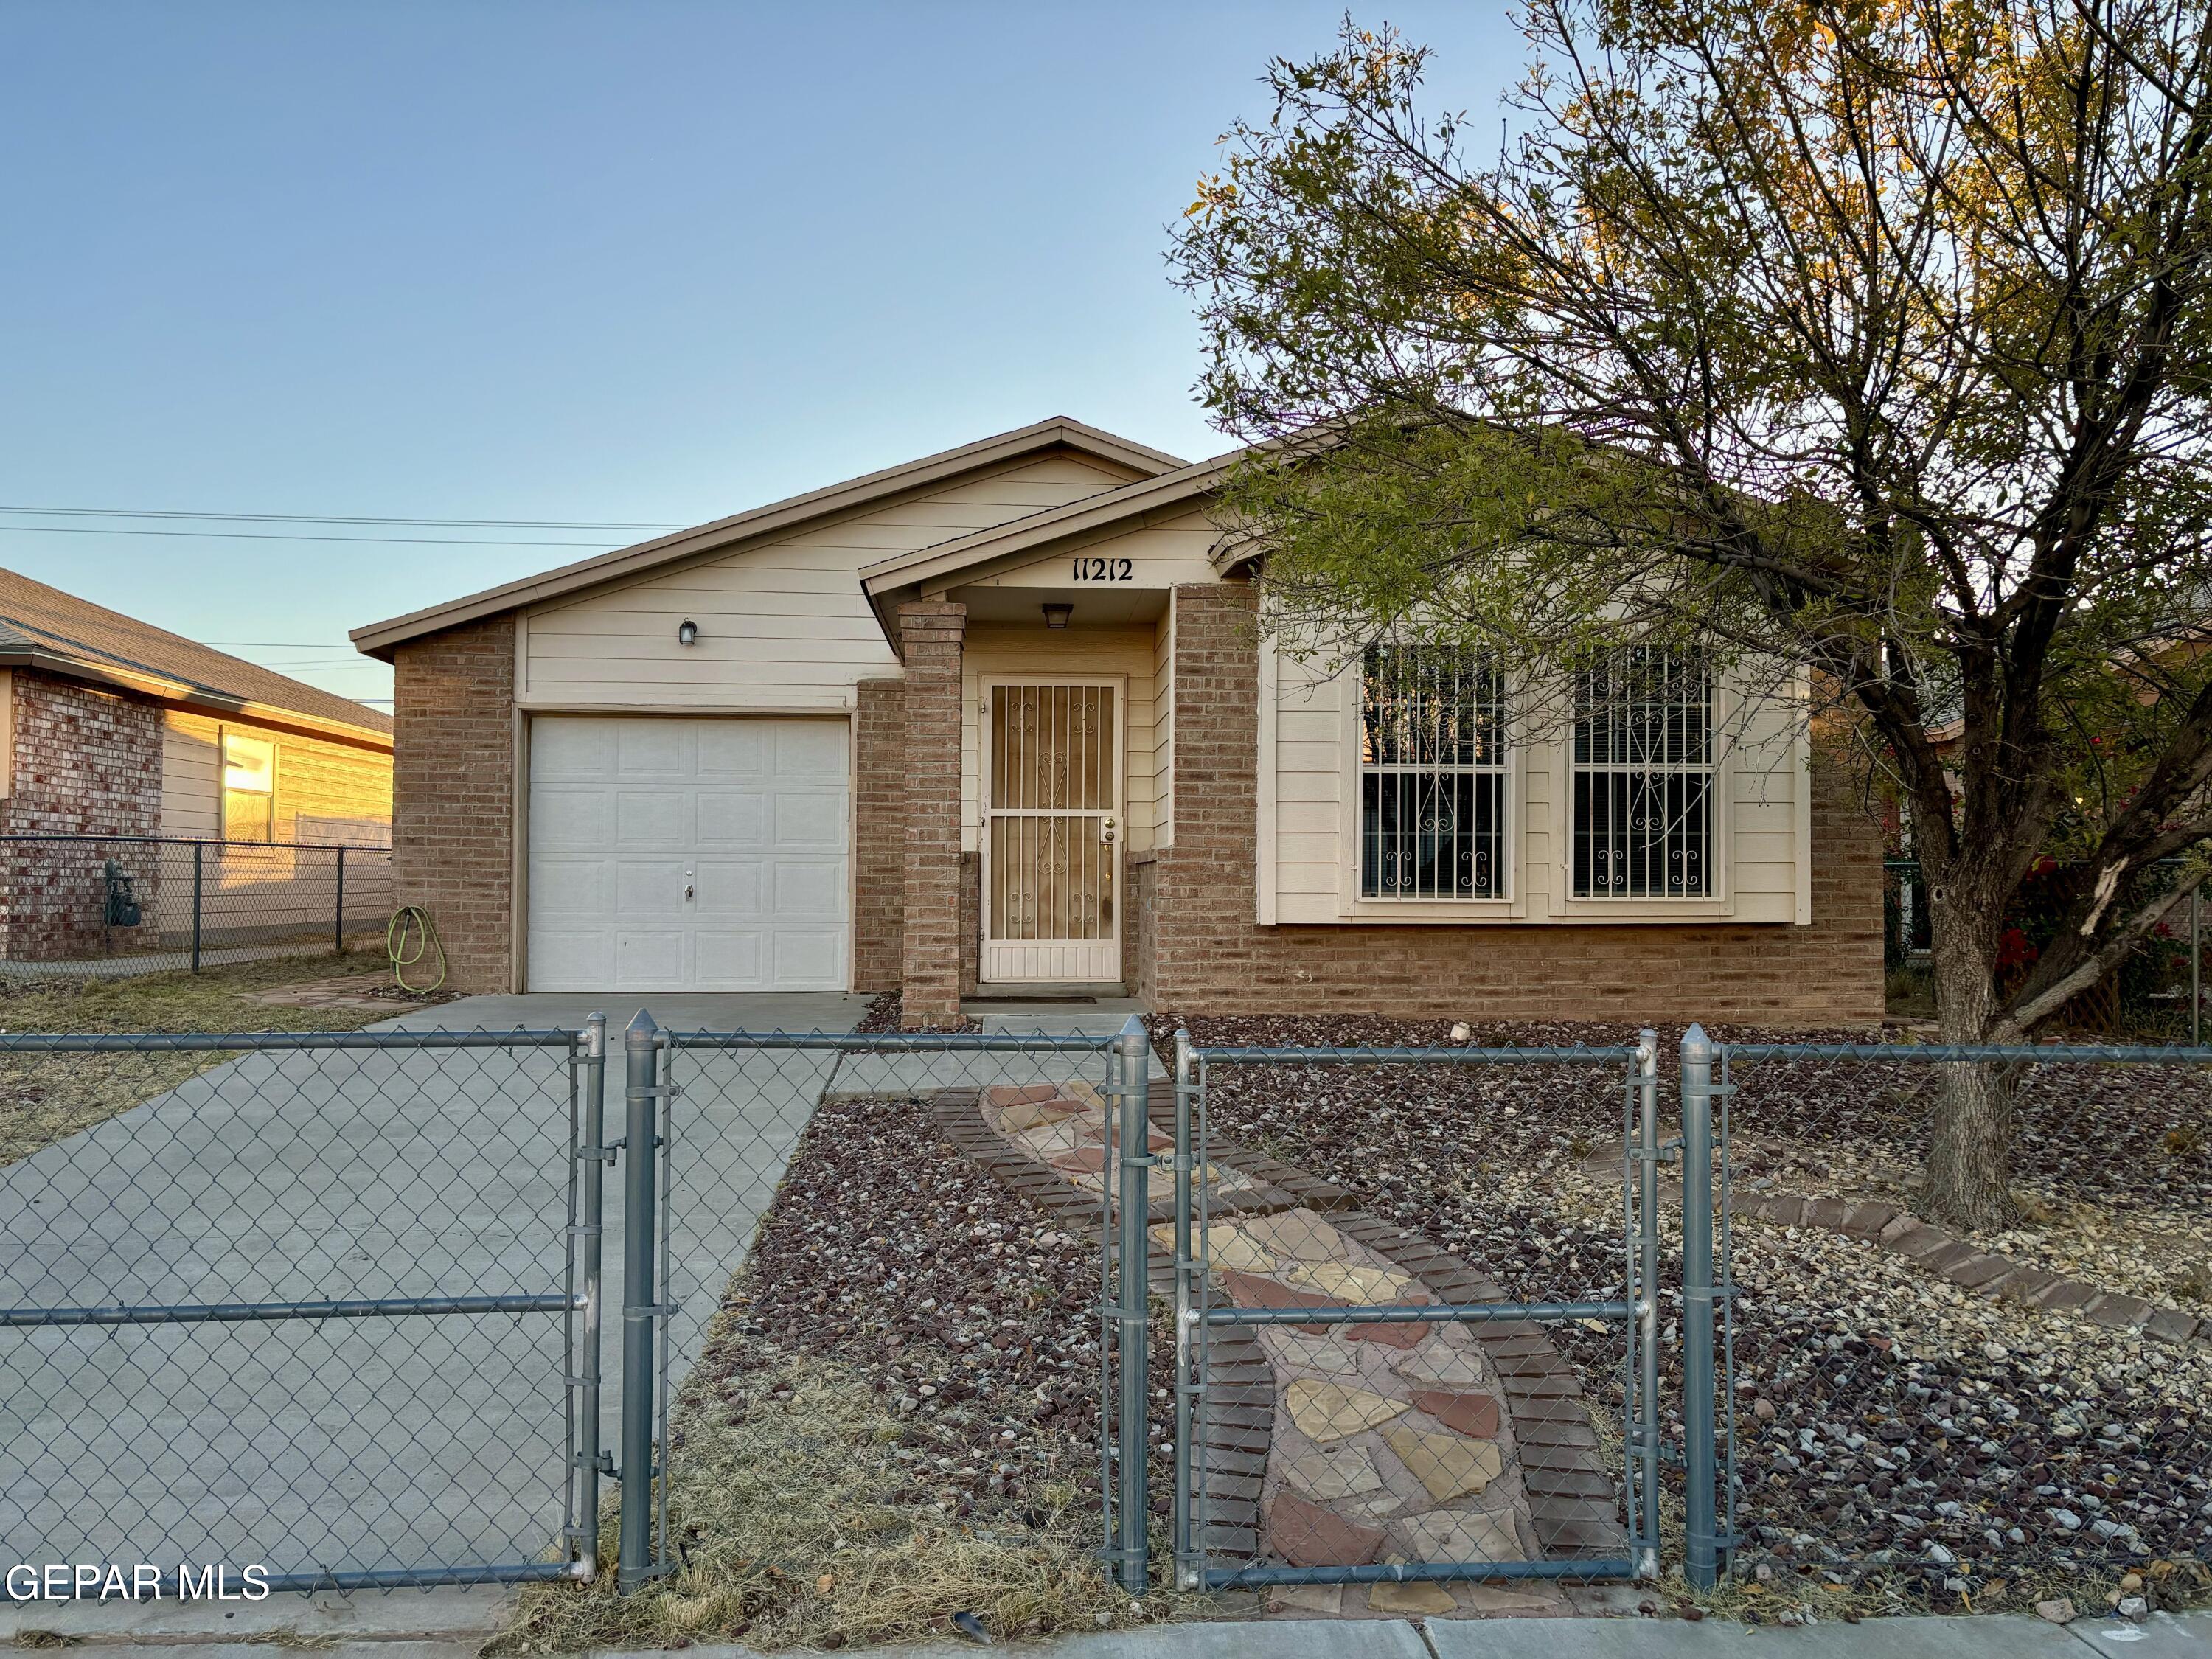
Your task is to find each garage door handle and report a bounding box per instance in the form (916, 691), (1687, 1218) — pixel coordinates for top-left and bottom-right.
(684, 883), (695, 900)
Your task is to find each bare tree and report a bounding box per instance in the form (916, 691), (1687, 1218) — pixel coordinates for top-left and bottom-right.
(1170, 1), (2212, 1228)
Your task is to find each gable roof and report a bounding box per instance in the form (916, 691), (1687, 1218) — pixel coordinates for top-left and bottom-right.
(0, 566), (392, 747)
(858, 447), (1245, 599)
(350, 416), (1188, 661)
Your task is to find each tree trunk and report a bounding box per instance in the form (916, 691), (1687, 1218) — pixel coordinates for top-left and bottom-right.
(1922, 896), (2020, 1232)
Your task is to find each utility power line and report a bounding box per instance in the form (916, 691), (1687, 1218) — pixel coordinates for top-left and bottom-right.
(0, 505), (682, 531)
(0, 524), (623, 548)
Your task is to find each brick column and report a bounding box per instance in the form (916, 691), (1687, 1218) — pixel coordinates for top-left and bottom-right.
(1154, 583), (1262, 1004)
(851, 677), (907, 992)
(897, 602), (967, 1026)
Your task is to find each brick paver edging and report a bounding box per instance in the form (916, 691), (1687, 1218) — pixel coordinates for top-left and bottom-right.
(927, 1080), (1629, 1576)
(1582, 1152), (2211, 1349)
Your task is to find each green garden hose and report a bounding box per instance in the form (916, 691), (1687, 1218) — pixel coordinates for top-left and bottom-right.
(386, 905), (448, 994)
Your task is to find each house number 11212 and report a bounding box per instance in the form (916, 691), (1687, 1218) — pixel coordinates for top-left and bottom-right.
(1071, 557), (1133, 582)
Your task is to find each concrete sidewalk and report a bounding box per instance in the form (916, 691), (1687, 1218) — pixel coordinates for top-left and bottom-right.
(4, 1592), (2205, 1659)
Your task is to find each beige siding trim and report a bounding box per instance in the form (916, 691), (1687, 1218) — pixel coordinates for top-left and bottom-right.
(1256, 633), (1278, 924)
(518, 454), (1143, 710)
(355, 418), (1183, 657)
(0, 670), (13, 800)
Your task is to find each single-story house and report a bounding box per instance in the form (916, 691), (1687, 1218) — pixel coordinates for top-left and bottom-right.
(0, 566), (394, 961)
(351, 417), (1882, 1025)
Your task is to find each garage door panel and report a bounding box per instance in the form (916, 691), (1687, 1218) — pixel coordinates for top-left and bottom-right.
(697, 721), (773, 779)
(614, 859), (692, 918)
(529, 928), (618, 990)
(616, 790), (690, 846)
(618, 723), (694, 777)
(531, 718), (619, 779)
(527, 856), (618, 922)
(774, 721), (846, 777)
(696, 791), (768, 850)
(693, 929), (768, 988)
(771, 860), (845, 919)
(528, 716), (849, 992)
(615, 930), (690, 989)
(769, 790), (842, 849)
(530, 787), (614, 851)
(693, 859), (765, 917)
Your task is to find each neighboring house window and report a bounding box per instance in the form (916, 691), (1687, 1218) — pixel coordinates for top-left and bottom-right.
(1359, 642), (1508, 899)
(222, 731), (276, 843)
(1572, 649), (1713, 897)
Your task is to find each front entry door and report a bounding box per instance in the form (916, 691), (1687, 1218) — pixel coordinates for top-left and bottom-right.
(981, 681), (1121, 984)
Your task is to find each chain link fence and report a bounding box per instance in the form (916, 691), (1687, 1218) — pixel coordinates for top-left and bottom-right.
(0, 1024), (597, 1590)
(0, 834), (394, 980)
(1701, 1037), (2212, 1607)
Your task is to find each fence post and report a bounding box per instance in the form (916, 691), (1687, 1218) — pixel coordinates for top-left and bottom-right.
(333, 846), (346, 955)
(576, 1011), (608, 1580)
(2193, 886), (2201, 1046)
(1113, 1013), (1152, 1594)
(1170, 1026), (1196, 1591)
(1634, 1029), (1662, 1579)
(190, 841), (204, 975)
(1680, 1023), (1720, 1591)
(618, 1009), (661, 1593)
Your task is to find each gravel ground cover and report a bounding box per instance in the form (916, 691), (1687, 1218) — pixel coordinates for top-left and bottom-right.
(498, 1088), (1187, 1652)
(1152, 1012), (2212, 1617)
(855, 992), (980, 1034)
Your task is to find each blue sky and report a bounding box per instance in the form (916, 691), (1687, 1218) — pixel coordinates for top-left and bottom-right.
(0, 2), (1521, 708)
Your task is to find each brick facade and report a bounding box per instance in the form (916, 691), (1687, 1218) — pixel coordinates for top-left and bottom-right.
(0, 672), (165, 960)
(1147, 584), (1885, 1026)
(898, 603), (967, 1025)
(391, 617), (515, 994)
(852, 677), (907, 993)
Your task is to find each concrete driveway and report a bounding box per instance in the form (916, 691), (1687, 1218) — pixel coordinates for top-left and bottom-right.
(0, 992), (1138, 1586)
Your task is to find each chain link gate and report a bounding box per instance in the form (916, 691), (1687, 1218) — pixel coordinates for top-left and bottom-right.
(1168, 1030), (1663, 1599)
(0, 1022), (607, 1591)
(607, 1014), (1149, 1593)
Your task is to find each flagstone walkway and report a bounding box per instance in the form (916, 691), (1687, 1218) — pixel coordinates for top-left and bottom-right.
(926, 1074), (1629, 1620)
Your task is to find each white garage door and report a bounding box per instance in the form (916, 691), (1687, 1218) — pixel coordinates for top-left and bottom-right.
(526, 716), (849, 992)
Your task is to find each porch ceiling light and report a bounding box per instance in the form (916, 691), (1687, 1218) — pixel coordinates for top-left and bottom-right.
(1042, 603), (1073, 629)
(677, 619), (699, 646)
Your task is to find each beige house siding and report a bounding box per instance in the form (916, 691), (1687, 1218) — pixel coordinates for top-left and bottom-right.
(517, 453), (1144, 710)
(1266, 650), (1812, 927)
(160, 709), (392, 845)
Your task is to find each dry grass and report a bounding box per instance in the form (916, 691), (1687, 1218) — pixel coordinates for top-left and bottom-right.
(0, 955), (405, 1166)
(493, 1341), (1203, 1654)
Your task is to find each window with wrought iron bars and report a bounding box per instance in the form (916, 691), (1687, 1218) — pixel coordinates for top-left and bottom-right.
(1572, 648), (1713, 897)
(1359, 642), (1508, 900)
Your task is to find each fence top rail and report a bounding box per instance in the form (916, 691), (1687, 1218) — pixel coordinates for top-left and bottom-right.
(1193, 1043), (1640, 1065)
(0, 1027), (580, 1052)
(666, 1029), (1118, 1053)
(0, 832), (392, 853)
(1721, 1040), (2212, 1063)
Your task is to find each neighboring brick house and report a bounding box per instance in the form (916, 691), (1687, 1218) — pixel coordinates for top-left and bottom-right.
(352, 417), (1884, 1025)
(0, 568), (394, 961)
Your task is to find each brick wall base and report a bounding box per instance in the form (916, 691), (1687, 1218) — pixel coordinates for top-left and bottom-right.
(392, 618), (515, 994)
(853, 678), (906, 992)
(0, 672), (165, 960)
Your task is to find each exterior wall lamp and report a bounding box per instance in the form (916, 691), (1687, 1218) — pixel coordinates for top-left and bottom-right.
(1042, 603), (1073, 629)
(677, 619), (699, 646)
